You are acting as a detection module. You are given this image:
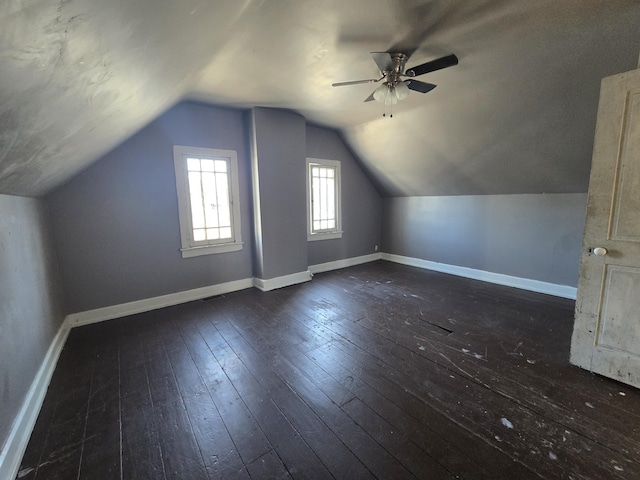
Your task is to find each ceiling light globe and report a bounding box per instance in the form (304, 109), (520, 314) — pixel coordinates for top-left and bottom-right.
(385, 90), (398, 105)
(395, 81), (410, 100)
(373, 83), (390, 103)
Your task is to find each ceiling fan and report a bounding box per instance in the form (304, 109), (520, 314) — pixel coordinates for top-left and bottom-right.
(332, 52), (458, 104)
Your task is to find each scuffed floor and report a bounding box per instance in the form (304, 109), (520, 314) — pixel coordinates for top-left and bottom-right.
(18, 261), (640, 479)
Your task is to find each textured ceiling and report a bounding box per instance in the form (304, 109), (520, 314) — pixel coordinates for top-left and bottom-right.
(1, 0), (639, 197)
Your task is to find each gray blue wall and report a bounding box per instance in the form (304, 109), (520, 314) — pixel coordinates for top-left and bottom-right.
(47, 103), (254, 313)
(0, 195), (65, 451)
(382, 193), (587, 287)
(47, 102), (382, 313)
(250, 108), (308, 280)
(306, 126), (382, 265)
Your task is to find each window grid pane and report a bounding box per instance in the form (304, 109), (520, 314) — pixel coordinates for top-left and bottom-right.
(187, 157), (234, 243)
(200, 159), (215, 172)
(187, 158), (201, 171)
(311, 165), (336, 233)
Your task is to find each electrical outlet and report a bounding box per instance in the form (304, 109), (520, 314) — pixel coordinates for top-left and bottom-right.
(374, 244), (378, 251)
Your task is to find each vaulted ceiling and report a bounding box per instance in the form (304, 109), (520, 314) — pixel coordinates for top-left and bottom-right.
(1, 0), (639, 197)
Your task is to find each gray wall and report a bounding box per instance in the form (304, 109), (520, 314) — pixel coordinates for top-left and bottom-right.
(306, 126), (382, 265)
(48, 102), (254, 313)
(0, 195), (65, 450)
(47, 102), (385, 313)
(382, 193), (587, 287)
(250, 108), (308, 280)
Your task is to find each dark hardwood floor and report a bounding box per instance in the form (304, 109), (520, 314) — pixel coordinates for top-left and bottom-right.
(17, 261), (640, 479)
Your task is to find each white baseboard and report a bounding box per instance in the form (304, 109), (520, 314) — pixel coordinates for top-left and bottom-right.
(0, 321), (70, 480)
(381, 253), (577, 300)
(253, 270), (312, 292)
(65, 278), (254, 328)
(309, 253), (381, 274)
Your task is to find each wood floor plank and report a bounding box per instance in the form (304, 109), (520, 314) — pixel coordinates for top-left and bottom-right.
(287, 329), (531, 477)
(287, 283), (564, 477)
(341, 395), (454, 478)
(245, 450), (292, 479)
(303, 268), (637, 478)
(139, 317), (210, 480)
(77, 324), (122, 480)
(302, 342), (501, 479)
(174, 311), (277, 469)
(211, 312), (379, 479)
(193, 316), (335, 480)
(355, 310), (640, 463)
(215, 297), (461, 478)
(31, 328), (98, 480)
(17, 339), (84, 480)
(292, 319), (535, 477)
(266, 347), (420, 480)
(119, 323), (167, 480)
(159, 314), (250, 480)
(338, 290), (635, 474)
(211, 299), (428, 479)
(318, 264), (640, 426)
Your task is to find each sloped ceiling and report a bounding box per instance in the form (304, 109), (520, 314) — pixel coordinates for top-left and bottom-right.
(1, 0), (639, 197)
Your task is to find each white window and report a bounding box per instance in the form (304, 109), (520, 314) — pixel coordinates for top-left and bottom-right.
(307, 158), (342, 241)
(173, 146), (243, 258)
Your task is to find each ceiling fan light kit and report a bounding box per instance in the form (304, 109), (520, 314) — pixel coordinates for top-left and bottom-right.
(332, 51), (458, 110)
(373, 80), (410, 105)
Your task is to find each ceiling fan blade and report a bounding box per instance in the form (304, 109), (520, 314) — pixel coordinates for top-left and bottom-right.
(364, 91), (376, 102)
(332, 78), (379, 87)
(406, 54), (458, 77)
(370, 52), (394, 73)
(407, 80), (437, 94)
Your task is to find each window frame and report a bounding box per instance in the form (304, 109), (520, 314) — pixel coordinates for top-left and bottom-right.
(306, 157), (342, 241)
(173, 145), (243, 258)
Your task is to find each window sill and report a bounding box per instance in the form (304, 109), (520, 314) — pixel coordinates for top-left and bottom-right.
(308, 231), (343, 242)
(180, 241), (243, 258)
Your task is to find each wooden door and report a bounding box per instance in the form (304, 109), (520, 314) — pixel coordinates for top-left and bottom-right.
(570, 68), (640, 388)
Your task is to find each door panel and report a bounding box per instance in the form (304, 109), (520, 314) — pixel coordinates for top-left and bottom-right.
(570, 69), (640, 388)
(596, 265), (640, 356)
(611, 89), (640, 241)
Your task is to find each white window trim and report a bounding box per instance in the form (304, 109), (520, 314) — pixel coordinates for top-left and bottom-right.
(306, 157), (343, 242)
(173, 145), (243, 258)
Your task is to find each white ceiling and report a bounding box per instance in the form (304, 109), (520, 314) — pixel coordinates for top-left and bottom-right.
(1, 0), (639, 197)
